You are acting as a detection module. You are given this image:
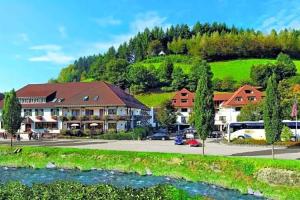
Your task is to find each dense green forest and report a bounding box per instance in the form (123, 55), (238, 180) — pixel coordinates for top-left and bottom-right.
(51, 22), (300, 93)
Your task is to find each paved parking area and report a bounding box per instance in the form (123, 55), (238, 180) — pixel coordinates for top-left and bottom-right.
(0, 138), (300, 160)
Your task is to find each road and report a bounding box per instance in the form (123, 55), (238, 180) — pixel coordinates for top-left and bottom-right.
(0, 138), (300, 160)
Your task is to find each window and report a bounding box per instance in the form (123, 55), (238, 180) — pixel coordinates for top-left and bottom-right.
(181, 99), (188, 103)
(108, 123), (117, 130)
(235, 107), (241, 111)
(83, 96), (89, 101)
(24, 109), (32, 116)
(72, 109), (80, 117)
(108, 108), (117, 115)
(245, 90), (253, 94)
(35, 122), (58, 129)
(51, 108), (59, 116)
(35, 109), (44, 116)
(219, 116), (226, 122)
(181, 108), (188, 112)
(85, 109), (94, 116)
(181, 117), (186, 123)
(173, 100), (177, 103)
(181, 93), (187, 96)
(235, 97), (242, 101)
(248, 96), (256, 101)
(94, 96), (99, 101)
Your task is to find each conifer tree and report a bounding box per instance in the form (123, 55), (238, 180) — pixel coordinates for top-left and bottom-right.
(263, 73), (282, 159)
(2, 89), (22, 147)
(194, 60), (215, 155)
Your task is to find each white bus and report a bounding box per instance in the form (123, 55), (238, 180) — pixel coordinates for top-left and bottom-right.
(224, 121), (300, 142)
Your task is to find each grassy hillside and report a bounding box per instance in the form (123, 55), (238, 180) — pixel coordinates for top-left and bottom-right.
(133, 55), (300, 81)
(135, 92), (175, 107)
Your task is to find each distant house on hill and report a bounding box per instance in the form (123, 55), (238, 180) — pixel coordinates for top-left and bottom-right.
(172, 85), (264, 131)
(158, 51), (166, 56)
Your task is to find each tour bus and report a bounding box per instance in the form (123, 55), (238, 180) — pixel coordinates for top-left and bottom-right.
(224, 121), (300, 142)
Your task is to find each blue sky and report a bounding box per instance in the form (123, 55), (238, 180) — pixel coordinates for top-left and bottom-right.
(0, 0), (299, 92)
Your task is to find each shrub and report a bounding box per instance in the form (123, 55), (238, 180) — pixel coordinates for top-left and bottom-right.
(281, 126), (293, 141)
(97, 131), (134, 140)
(161, 86), (174, 92)
(132, 127), (151, 140)
(0, 182), (194, 200)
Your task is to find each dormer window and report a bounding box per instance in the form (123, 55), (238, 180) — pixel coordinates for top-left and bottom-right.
(181, 99), (188, 103)
(94, 96), (99, 101)
(235, 97), (242, 101)
(181, 93), (188, 96)
(83, 96), (89, 101)
(248, 96), (256, 101)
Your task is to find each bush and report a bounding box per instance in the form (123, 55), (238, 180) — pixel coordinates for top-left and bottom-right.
(132, 127), (151, 140)
(232, 138), (268, 145)
(0, 182), (195, 200)
(96, 131), (134, 140)
(161, 86), (174, 92)
(281, 126), (293, 141)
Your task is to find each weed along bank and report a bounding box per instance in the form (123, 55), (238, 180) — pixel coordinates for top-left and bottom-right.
(0, 81), (150, 139)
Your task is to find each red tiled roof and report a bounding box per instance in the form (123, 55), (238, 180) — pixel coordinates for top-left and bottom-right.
(214, 93), (233, 101)
(222, 85), (264, 107)
(172, 85), (263, 108)
(0, 82), (148, 110)
(172, 88), (195, 108)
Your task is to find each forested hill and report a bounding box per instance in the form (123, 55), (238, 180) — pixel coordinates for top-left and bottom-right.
(51, 22), (300, 94)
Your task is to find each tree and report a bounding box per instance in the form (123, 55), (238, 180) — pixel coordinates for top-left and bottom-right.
(237, 102), (264, 121)
(105, 58), (129, 89)
(2, 89), (22, 147)
(263, 73), (282, 159)
(250, 53), (296, 88)
(159, 59), (174, 86)
(171, 67), (187, 90)
(156, 100), (177, 133)
(187, 61), (202, 91)
(128, 65), (158, 94)
(147, 40), (163, 56)
(194, 60), (215, 155)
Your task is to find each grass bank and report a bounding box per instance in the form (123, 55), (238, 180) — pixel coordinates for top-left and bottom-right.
(0, 146), (299, 199)
(134, 55), (300, 81)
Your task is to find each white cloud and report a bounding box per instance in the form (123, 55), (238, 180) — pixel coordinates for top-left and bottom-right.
(28, 44), (74, 64)
(18, 33), (29, 42)
(58, 26), (67, 38)
(93, 16), (122, 26)
(258, 2), (300, 32)
(29, 52), (74, 64)
(87, 12), (169, 53)
(131, 12), (170, 32)
(30, 44), (62, 51)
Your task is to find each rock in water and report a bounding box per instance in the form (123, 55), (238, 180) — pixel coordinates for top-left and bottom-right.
(253, 190), (263, 197)
(247, 188), (254, 195)
(145, 168), (152, 176)
(46, 162), (56, 169)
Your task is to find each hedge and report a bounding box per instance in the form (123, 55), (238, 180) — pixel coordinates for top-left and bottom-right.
(0, 182), (201, 200)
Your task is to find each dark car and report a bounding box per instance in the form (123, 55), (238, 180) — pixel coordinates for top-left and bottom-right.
(174, 134), (184, 145)
(147, 132), (170, 140)
(208, 131), (223, 138)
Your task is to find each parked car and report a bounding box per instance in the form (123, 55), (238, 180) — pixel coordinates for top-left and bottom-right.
(208, 131), (223, 138)
(147, 132), (170, 140)
(174, 134), (184, 145)
(183, 127), (196, 139)
(186, 139), (201, 147)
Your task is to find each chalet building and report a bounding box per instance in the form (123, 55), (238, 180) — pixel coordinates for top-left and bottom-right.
(172, 85), (264, 131)
(0, 82), (149, 138)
